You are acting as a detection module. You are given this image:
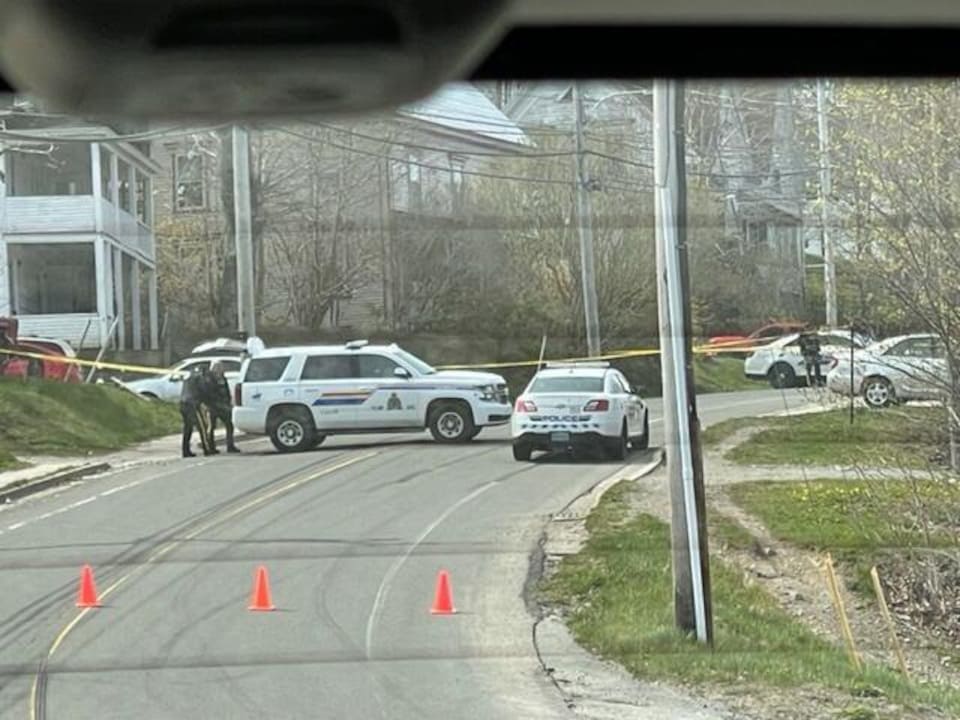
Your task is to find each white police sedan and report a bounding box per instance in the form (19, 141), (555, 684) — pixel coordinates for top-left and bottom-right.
(511, 362), (649, 461)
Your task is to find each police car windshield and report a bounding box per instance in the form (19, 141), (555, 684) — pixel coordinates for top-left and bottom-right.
(394, 348), (436, 375)
(530, 376), (605, 393)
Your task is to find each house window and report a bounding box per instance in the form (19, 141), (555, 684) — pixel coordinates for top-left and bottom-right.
(174, 153), (206, 211)
(8, 243), (96, 314)
(7, 144), (92, 197)
(135, 172), (148, 223)
(407, 153), (422, 211)
(117, 159), (132, 212)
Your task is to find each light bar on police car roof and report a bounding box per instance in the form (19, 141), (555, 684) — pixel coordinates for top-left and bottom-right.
(543, 361), (611, 369)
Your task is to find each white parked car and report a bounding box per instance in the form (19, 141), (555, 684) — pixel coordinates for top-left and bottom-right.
(744, 331), (867, 389)
(511, 362), (649, 461)
(232, 340), (512, 452)
(827, 333), (949, 408)
(123, 355), (243, 401)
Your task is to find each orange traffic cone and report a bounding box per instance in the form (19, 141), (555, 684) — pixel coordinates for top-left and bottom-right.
(430, 569), (456, 615)
(248, 566), (275, 611)
(76, 564), (101, 608)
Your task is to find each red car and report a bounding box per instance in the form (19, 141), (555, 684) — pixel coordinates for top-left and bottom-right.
(706, 321), (808, 356)
(1, 337), (83, 383)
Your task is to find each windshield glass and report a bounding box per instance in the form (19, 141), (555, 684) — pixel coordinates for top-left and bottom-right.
(394, 348), (436, 375)
(530, 376), (605, 393)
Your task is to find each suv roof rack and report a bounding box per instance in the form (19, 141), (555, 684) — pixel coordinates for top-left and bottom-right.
(544, 361), (611, 369)
(345, 339), (369, 350)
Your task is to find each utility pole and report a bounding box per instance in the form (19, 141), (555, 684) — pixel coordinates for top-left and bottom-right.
(816, 79), (838, 328)
(653, 79), (713, 644)
(232, 124), (256, 338)
(572, 82), (602, 357)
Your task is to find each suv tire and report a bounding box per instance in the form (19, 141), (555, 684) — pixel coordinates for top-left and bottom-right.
(269, 408), (316, 453)
(768, 362), (796, 389)
(633, 414), (650, 450)
(428, 401), (475, 443)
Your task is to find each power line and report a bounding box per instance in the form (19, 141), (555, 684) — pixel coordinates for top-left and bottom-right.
(272, 126), (585, 188)
(301, 121), (576, 159)
(0, 124), (230, 144)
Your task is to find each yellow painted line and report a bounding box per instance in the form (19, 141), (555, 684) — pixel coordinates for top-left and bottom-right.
(28, 450), (378, 720)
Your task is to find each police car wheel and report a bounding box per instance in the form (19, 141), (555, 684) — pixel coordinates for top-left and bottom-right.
(428, 402), (475, 443)
(512, 442), (532, 461)
(269, 410), (315, 453)
(633, 415), (650, 450)
(605, 423), (629, 461)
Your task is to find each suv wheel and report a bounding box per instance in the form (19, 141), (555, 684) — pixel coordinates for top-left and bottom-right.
(269, 408), (316, 453)
(429, 402), (475, 443)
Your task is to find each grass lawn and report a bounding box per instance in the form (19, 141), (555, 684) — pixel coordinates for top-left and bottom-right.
(710, 407), (945, 467)
(0, 378), (181, 461)
(541, 481), (960, 717)
(694, 356), (765, 394)
(729, 478), (960, 595)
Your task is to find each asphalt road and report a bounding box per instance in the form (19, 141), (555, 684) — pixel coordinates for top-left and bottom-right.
(0, 389), (811, 719)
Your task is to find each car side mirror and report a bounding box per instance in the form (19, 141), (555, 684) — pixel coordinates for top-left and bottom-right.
(393, 367), (411, 379)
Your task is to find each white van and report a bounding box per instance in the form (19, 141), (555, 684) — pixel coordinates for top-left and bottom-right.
(232, 341), (512, 452)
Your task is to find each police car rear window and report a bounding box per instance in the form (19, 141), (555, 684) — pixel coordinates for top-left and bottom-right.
(530, 377), (605, 393)
(245, 356), (290, 382)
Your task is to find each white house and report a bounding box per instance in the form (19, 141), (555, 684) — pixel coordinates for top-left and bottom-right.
(0, 126), (161, 350)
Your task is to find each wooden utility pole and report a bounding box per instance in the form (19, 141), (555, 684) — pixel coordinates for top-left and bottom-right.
(653, 79), (713, 644)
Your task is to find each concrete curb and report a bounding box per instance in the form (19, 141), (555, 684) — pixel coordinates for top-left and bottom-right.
(551, 449), (665, 522)
(0, 463), (111, 504)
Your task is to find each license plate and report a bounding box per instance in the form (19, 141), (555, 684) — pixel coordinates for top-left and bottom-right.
(550, 432), (571, 443)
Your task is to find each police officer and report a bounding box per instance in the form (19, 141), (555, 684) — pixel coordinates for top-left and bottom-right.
(205, 360), (239, 454)
(180, 365), (215, 458)
(798, 331), (823, 387)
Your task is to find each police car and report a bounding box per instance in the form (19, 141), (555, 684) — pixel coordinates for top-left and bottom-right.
(232, 340), (512, 452)
(511, 362), (649, 461)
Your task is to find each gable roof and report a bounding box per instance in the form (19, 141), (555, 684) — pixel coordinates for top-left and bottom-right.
(399, 83), (530, 148)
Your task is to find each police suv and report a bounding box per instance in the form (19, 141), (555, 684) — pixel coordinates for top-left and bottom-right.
(232, 341), (512, 452)
(511, 362), (649, 461)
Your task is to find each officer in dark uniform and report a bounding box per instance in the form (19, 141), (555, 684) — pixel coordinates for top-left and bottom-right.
(798, 331), (823, 387)
(180, 366), (215, 458)
(205, 361), (239, 454)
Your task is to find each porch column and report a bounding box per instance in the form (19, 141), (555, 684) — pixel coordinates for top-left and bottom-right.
(0, 151), (7, 316)
(94, 238), (112, 345)
(90, 143), (103, 233)
(148, 268), (159, 350)
(131, 260), (142, 350)
(113, 247), (125, 350)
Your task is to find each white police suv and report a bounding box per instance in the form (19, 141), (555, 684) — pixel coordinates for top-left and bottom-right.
(232, 341), (512, 452)
(511, 362), (649, 461)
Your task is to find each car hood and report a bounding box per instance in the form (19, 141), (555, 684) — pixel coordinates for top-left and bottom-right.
(428, 370), (506, 386)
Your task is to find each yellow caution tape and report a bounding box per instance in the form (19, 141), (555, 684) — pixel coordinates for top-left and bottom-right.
(0, 348), (174, 376)
(436, 342), (757, 371)
(2, 337), (763, 377)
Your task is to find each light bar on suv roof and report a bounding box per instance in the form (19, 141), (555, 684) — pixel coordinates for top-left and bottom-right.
(345, 340), (369, 350)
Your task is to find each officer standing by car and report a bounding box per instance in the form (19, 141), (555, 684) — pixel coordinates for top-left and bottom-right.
(180, 365), (215, 458)
(205, 360), (240, 454)
(798, 331), (824, 387)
